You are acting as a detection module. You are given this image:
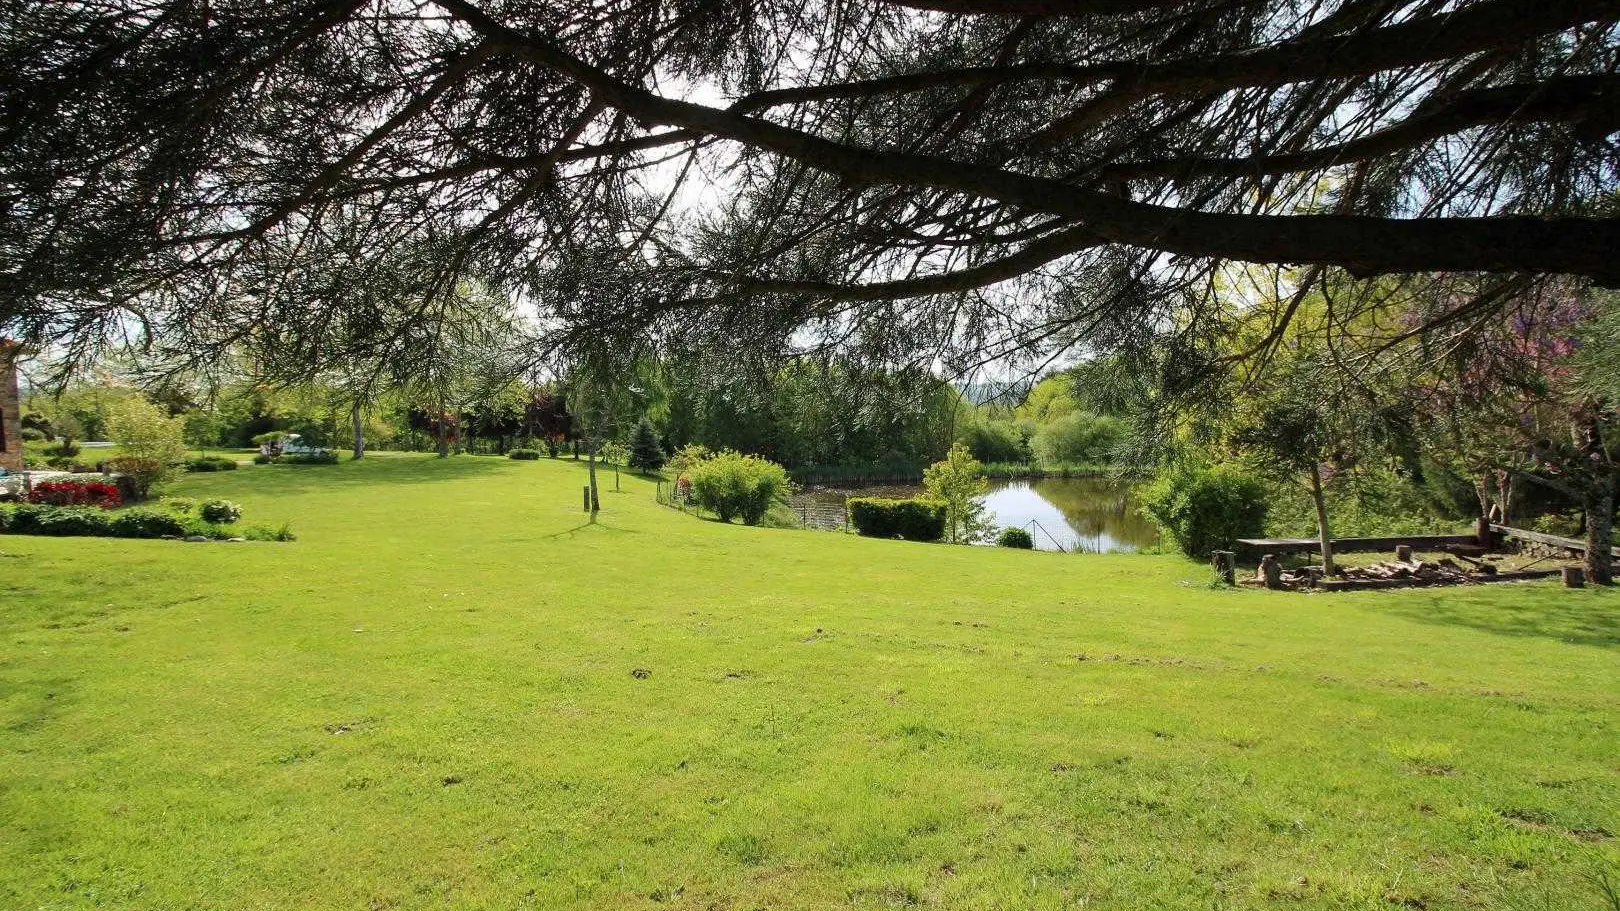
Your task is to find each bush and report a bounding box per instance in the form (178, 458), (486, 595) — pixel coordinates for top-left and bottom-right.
(111, 508), (188, 539)
(276, 451), (338, 465)
(847, 497), (947, 542)
(185, 456), (238, 472)
(106, 398), (187, 473)
(45, 455), (93, 471)
(199, 499), (242, 524)
(20, 427), (45, 442)
(103, 457), (165, 501)
(996, 526), (1035, 548)
(253, 453), (274, 464)
(251, 431), (291, 447)
(1138, 463), (1268, 559)
(686, 450), (792, 525)
(44, 440), (82, 457)
(28, 479), (122, 508)
(508, 448), (541, 460)
(4, 504), (115, 537)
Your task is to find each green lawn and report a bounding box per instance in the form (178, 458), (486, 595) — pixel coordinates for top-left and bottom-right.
(2, 454), (1616, 910)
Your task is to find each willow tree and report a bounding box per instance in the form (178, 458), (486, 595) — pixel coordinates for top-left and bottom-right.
(3, 0), (1618, 374)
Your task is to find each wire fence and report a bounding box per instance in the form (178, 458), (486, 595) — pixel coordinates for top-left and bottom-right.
(655, 480), (851, 532)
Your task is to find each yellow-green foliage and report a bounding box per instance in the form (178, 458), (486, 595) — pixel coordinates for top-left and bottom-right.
(923, 443), (991, 543)
(686, 449), (791, 525)
(105, 397), (187, 468)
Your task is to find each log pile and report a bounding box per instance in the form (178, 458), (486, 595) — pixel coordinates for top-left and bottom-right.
(1337, 558), (1470, 583)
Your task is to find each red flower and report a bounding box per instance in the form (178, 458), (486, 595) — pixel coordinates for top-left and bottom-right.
(28, 480), (122, 508)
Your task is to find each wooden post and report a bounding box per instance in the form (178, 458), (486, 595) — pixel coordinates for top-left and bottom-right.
(1395, 544), (1413, 563)
(1562, 566), (1585, 588)
(1211, 550), (1236, 585)
(1260, 554), (1283, 590)
(1474, 515), (1496, 550)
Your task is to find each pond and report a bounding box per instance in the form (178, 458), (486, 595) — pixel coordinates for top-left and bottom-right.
(790, 476), (1160, 552)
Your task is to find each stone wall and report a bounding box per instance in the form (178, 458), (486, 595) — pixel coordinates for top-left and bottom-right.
(1, 342), (21, 473)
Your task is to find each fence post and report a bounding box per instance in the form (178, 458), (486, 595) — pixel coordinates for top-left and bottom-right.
(1562, 566), (1585, 588)
(1475, 515), (1497, 549)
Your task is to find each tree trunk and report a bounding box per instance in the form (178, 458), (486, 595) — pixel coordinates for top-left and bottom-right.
(1585, 471), (1615, 585)
(436, 420), (449, 458)
(351, 401), (364, 460)
(586, 444), (600, 516)
(1308, 461), (1336, 576)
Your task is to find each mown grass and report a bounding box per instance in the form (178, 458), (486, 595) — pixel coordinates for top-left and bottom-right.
(1, 453), (1616, 910)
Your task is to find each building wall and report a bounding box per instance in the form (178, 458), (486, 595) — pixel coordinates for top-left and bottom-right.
(0, 344), (21, 473)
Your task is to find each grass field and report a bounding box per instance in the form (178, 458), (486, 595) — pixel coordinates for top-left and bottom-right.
(1, 453), (1616, 910)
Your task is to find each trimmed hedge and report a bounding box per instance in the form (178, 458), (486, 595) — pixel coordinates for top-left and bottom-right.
(508, 448), (541, 460)
(1, 505), (115, 536)
(0, 503), (294, 542)
(185, 456), (239, 472)
(995, 526), (1035, 549)
(275, 451), (339, 465)
(847, 497), (947, 542)
(111, 508), (189, 539)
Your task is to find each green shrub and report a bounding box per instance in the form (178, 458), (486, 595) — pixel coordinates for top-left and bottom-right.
(44, 455), (93, 471)
(104, 456), (165, 501)
(508, 448), (541, 460)
(45, 440), (82, 457)
(686, 450), (791, 525)
(159, 497), (197, 513)
(185, 456), (238, 472)
(996, 526), (1035, 549)
(200, 499), (242, 524)
(20, 427), (45, 442)
(251, 431), (290, 447)
(31, 506), (115, 537)
(847, 497), (947, 542)
(276, 451), (338, 465)
(252, 453), (274, 464)
(111, 509), (188, 539)
(1138, 463), (1268, 559)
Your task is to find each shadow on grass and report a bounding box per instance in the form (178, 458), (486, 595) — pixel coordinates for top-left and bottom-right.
(1373, 587), (1620, 650)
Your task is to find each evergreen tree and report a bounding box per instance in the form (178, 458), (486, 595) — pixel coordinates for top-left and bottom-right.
(629, 418), (665, 473)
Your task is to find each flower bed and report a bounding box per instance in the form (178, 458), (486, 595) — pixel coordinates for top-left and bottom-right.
(27, 479), (122, 508)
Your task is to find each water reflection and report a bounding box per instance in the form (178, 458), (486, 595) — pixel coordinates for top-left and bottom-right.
(791, 477), (1158, 552)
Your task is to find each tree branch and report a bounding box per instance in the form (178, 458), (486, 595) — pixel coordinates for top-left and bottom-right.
(1099, 73), (1620, 181)
(1039, 0), (1618, 139)
(432, 0), (1620, 284)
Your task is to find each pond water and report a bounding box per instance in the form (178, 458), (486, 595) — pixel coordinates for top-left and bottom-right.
(791, 476), (1160, 552)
